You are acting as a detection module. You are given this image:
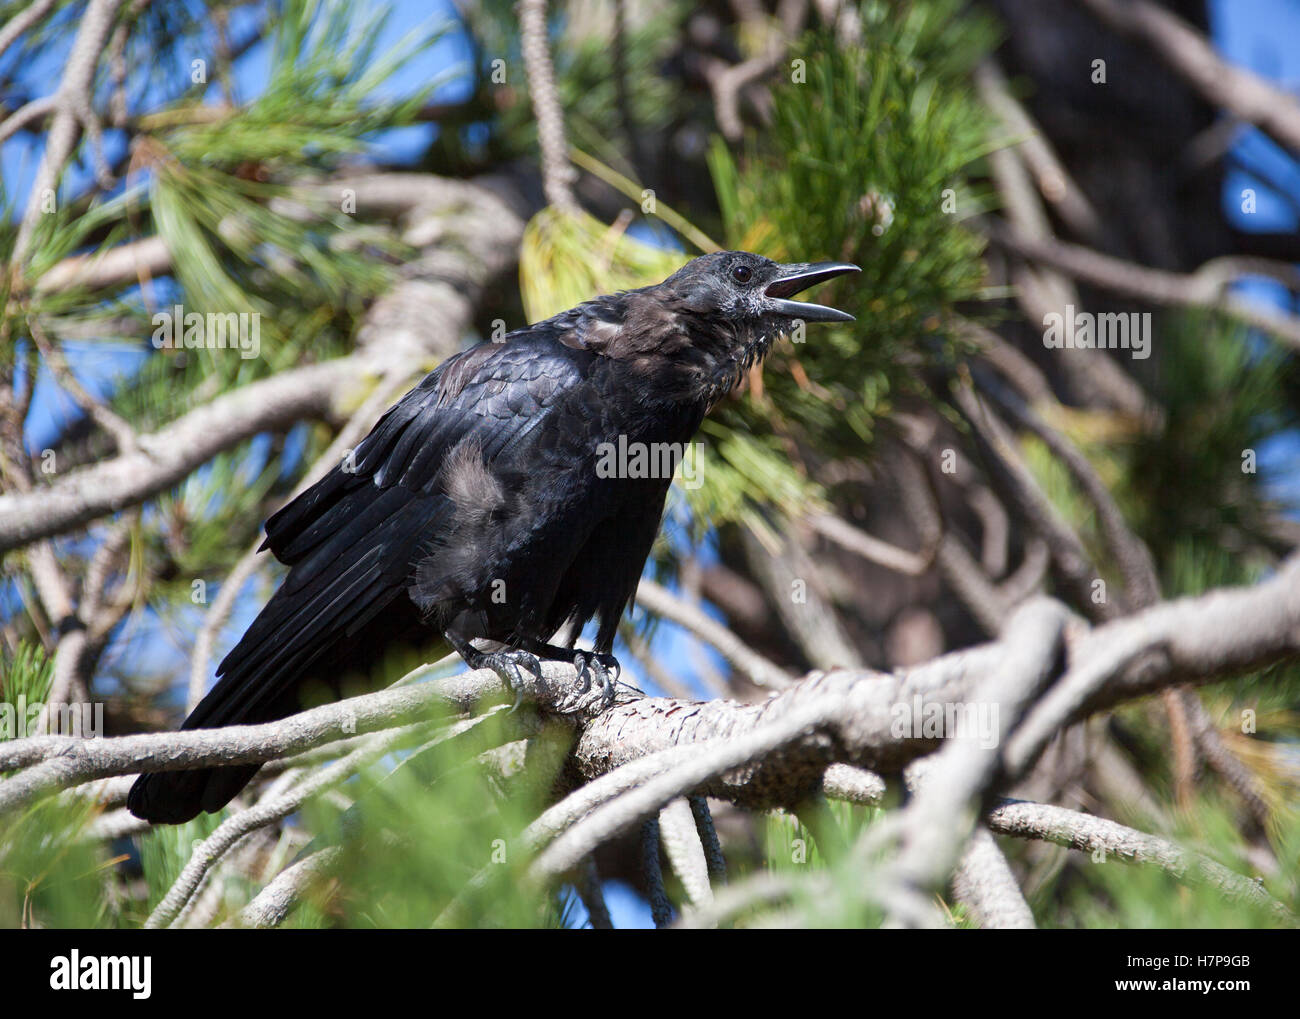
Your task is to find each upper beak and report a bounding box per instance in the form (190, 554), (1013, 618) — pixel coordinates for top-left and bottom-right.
(764, 262), (860, 322)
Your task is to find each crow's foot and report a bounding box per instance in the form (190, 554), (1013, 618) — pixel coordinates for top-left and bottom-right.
(445, 634), (619, 715)
(516, 640), (621, 715)
(566, 649), (620, 713)
(446, 634), (542, 711)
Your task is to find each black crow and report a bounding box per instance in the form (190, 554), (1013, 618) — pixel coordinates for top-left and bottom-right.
(128, 251), (858, 822)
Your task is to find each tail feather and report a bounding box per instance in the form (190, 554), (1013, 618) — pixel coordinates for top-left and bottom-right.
(129, 367), (471, 824)
(128, 501), (437, 824)
(126, 587), (428, 824)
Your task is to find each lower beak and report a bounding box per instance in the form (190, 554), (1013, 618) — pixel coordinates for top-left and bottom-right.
(764, 262), (860, 322)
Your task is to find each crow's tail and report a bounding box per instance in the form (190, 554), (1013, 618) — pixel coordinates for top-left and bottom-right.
(127, 563), (428, 824)
(129, 428), (452, 824)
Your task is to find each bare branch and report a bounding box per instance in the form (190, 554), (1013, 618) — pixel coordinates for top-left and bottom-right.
(807, 511), (935, 577)
(228, 847), (341, 929)
(518, 0), (578, 212)
(981, 218), (1300, 352)
(951, 827), (1036, 929)
(974, 60), (1102, 243)
(987, 798), (1293, 924)
(12, 0), (125, 268)
(0, 357), (358, 553)
(635, 577), (794, 690)
(531, 695), (843, 883)
(658, 796), (713, 912)
(0, 0), (58, 61)
(1076, 0), (1300, 157)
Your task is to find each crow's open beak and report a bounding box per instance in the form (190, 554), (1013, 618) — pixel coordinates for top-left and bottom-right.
(764, 262), (860, 322)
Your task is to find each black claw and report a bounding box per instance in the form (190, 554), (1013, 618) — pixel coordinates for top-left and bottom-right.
(571, 650), (620, 704)
(447, 633), (620, 714)
(446, 633), (542, 711)
(480, 649), (542, 711)
(598, 652), (621, 686)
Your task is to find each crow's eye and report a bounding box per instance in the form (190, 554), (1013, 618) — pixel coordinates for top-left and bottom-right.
(732, 264), (753, 284)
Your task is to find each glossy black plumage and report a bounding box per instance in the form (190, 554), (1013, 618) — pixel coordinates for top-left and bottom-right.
(128, 251), (858, 823)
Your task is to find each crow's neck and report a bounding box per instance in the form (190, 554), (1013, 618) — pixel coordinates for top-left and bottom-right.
(603, 306), (771, 409)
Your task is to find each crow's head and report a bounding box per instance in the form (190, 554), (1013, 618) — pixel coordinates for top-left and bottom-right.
(635, 251), (858, 405)
(661, 250), (859, 325)
(588, 251), (858, 408)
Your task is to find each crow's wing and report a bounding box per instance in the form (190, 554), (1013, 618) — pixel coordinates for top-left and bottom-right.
(206, 337), (593, 721)
(128, 335), (598, 822)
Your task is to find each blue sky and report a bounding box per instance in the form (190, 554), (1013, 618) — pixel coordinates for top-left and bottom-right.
(4, 0), (1300, 929)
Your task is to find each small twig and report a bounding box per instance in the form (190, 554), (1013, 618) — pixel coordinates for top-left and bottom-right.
(974, 60), (1103, 243)
(972, 366), (1159, 610)
(658, 797), (713, 912)
(27, 316), (141, 455)
(807, 511), (935, 577)
(12, 0), (126, 269)
(636, 577), (794, 689)
(517, 0), (578, 213)
(980, 218), (1300, 352)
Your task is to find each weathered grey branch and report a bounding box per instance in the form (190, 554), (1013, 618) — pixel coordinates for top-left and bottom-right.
(987, 798), (1293, 923)
(951, 827), (1037, 929)
(658, 796), (714, 912)
(148, 711), (508, 929)
(0, 358), (357, 553)
(4, 560), (1296, 932)
(11, 0), (124, 267)
(1005, 555), (1300, 778)
(228, 847), (341, 929)
(0, 663), (515, 814)
(145, 727), (410, 929)
(531, 695), (844, 882)
(879, 599), (1069, 926)
(0, 0), (58, 62)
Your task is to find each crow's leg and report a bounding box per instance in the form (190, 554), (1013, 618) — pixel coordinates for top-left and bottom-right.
(518, 639), (621, 707)
(444, 632), (541, 710)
